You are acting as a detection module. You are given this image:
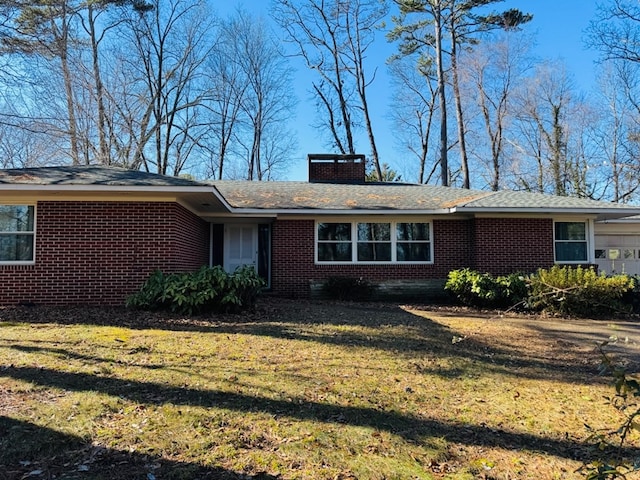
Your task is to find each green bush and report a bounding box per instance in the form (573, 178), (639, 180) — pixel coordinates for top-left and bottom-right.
(528, 265), (634, 317)
(322, 276), (374, 301)
(126, 265), (265, 315)
(579, 345), (640, 479)
(445, 268), (527, 309)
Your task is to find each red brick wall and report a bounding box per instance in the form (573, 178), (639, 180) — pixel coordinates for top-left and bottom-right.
(271, 217), (557, 297)
(271, 218), (475, 297)
(472, 218), (555, 274)
(0, 201), (209, 306)
(309, 160), (365, 183)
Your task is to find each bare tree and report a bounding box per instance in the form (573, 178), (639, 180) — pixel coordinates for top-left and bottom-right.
(0, 0), (83, 164)
(592, 61), (640, 203)
(201, 22), (247, 180)
(273, 0), (387, 180)
(510, 62), (597, 197)
(77, 2), (151, 165)
(460, 33), (533, 191)
(587, 0), (640, 63)
(121, 0), (215, 175)
(207, 9), (297, 181)
(388, 55), (439, 184)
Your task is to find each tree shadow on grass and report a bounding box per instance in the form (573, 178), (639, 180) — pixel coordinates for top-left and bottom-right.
(0, 416), (279, 480)
(0, 300), (614, 385)
(2, 365), (638, 466)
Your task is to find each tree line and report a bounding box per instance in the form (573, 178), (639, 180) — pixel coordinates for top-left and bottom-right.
(0, 0), (296, 179)
(1, 0), (639, 203)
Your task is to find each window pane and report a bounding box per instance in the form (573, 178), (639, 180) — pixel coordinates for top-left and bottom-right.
(555, 222), (585, 241)
(0, 234), (34, 261)
(357, 242), (391, 261)
(318, 223), (351, 241)
(357, 223), (390, 241)
(396, 223), (429, 241)
(0, 205), (34, 232)
(556, 242), (587, 262)
(318, 243), (352, 262)
(397, 243), (431, 262)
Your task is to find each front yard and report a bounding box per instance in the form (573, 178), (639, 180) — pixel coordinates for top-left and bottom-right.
(1, 299), (639, 479)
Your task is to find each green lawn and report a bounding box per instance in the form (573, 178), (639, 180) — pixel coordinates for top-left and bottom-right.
(0, 299), (637, 479)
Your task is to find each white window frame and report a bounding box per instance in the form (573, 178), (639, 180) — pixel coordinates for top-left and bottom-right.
(553, 219), (593, 264)
(315, 219), (433, 265)
(0, 204), (36, 265)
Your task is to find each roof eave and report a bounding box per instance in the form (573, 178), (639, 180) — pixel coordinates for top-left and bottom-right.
(454, 206), (640, 220)
(0, 184), (216, 193)
(221, 207), (455, 215)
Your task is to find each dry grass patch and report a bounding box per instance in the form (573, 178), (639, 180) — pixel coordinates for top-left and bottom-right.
(0, 299), (639, 479)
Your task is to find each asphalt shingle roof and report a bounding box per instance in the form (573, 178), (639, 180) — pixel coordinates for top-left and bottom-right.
(1, 166), (639, 216)
(212, 180), (640, 213)
(210, 180), (493, 210)
(460, 189), (640, 211)
(0, 166), (207, 187)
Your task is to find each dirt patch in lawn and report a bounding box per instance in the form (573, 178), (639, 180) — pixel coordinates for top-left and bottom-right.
(1, 298), (640, 479)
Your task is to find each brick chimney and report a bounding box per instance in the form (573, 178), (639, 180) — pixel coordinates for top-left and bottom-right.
(308, 153), (366, 184)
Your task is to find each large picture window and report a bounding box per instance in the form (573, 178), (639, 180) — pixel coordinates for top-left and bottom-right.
(554, 221), (587, 262)
(0, 205), (35, 263)
(317, 221), (432, 263)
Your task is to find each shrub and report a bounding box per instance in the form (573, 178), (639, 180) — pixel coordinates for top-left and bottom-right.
(445, 268), (527, 309)
(322, 276), (374, 301)
(578, 345), (640, 479)
(528, 265), (634, 317)
(126, 265), (265, 315)
(620, 275), (640, 314)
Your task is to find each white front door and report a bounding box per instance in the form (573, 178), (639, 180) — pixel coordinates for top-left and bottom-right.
(224, 224), (258, 273)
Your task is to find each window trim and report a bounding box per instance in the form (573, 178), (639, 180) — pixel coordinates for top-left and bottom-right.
(0, 204), (36, 265)
(315, 219), (433, 265)
(553, 219), (591, 264)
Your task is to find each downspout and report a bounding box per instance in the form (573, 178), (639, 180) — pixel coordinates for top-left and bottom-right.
(209, 223), (214, 268)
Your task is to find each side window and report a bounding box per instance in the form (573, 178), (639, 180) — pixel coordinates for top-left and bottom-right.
(0, 205), (35, 263)
(554, 221), (587, 262)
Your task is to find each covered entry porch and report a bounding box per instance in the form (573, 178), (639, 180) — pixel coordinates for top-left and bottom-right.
(208, 220), (272, 287)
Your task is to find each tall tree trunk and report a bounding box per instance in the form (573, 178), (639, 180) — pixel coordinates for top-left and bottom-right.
(87, 4), (109, 165)
(551, 105), (565, 196)
(53, 9), (80, 165)
(433, 5), (448, 186)
(449, 26), (469, 188)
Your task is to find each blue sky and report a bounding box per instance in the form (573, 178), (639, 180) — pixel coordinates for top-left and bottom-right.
(218, 1), (601, 181)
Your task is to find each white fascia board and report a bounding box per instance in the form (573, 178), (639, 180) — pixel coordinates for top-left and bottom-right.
(452, 206), (640, 217)
(200, 212), (277, 219)
(220, 208), (455, 216)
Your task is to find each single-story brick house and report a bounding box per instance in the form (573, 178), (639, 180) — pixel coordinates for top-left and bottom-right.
(2, 154), (640, 305)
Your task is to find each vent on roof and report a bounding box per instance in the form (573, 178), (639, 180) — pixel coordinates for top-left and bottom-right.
(308, 153), (366, 184)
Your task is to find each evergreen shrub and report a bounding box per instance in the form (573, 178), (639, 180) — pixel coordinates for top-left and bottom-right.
(126, 265), (265, 315)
